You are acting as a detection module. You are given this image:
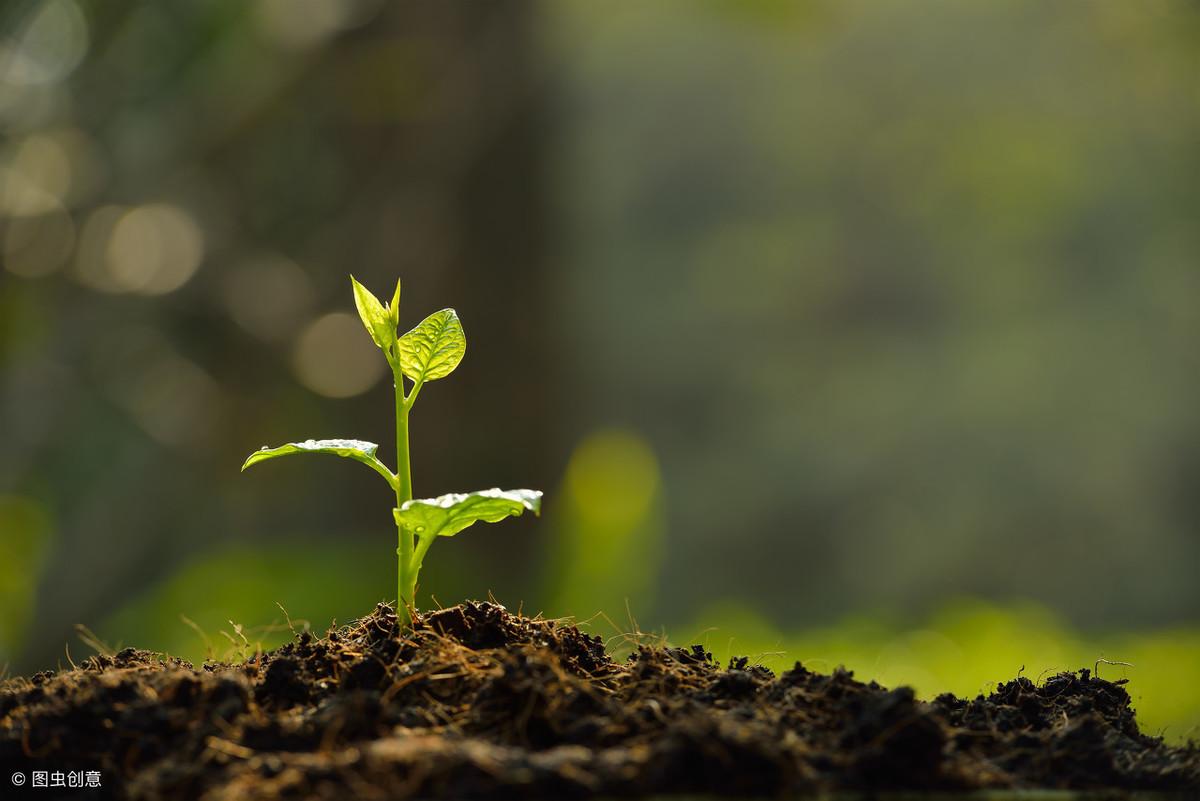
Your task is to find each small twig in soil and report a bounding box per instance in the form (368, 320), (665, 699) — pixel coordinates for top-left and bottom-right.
(275, 603), (310, 637)
(599, 616), (668, 658)
(74, 624), (115, 657)
(750, 649), (787, 664)
(220, 620), (258, 662)
(1095, 658), (1134, 679)
(1036, 666), (1064, 685)
(205, 737), (256, 760)
(180, 614), (214, 661)
(624, 598), (641, 636)
(685, 624), (719, 646)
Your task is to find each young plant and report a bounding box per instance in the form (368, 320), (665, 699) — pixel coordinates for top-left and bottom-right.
(242, 276), (542, 625)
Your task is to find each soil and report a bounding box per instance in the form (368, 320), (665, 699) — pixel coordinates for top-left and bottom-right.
(2, 601), (1197, 799)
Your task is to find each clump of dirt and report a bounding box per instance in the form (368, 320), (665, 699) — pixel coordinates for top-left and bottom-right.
(2, 601), (1197, 799)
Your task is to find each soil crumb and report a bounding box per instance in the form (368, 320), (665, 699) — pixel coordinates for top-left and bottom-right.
(2, 601), (1197, 799)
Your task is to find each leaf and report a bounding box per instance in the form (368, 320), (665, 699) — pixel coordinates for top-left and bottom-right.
(350, 276), (396, 354)
(388, 277), (402, 327)
(241, 438), (394, 486)
(398, 308), (465, 384)
(394, 488), (542, 538)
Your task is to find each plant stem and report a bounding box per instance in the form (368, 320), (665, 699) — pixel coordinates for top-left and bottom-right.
(395, 369), (414, 625)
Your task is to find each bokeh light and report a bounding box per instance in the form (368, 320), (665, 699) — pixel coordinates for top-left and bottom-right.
(105, 204), (206, 295)
(292, 311), (388, 398)
(224, 253), (316, 342)
(0, 132), (70, 216)
(0, 0), (87, 87)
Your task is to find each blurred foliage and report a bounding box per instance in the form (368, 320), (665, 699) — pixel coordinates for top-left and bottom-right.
(548, 0), (1200, 629)
(543, 429), (665, 622)
(0, 495), (52, 662)
(98, 541), (394, 664)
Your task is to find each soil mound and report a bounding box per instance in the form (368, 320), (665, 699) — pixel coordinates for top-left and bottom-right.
(2, 601), (1197, 799)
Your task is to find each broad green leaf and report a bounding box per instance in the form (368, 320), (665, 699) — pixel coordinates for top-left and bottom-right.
(388, 277), (401, 327)
(394, 488), (541, 538)
(398, 308), (465, 384)
(350, 276), (396, 354)
(241, 438), (394, 486)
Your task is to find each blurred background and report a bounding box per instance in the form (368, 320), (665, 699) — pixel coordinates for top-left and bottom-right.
(2, 0), (1199, 738)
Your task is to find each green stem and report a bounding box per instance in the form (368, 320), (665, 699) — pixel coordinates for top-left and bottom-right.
(395, 368), (414, 625)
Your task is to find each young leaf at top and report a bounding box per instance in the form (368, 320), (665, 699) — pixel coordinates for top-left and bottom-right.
(398, 308), (465, 384)
(394, 488), (542, 539)
(388, 277), (401, 327)
(242, 438), (394, 487)
(351, 275), (397, 354)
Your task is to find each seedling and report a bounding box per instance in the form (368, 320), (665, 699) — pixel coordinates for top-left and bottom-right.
(242, 276), (542, 625)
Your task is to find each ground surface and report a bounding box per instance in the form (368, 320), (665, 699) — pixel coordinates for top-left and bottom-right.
(1, 602), (1197, 799)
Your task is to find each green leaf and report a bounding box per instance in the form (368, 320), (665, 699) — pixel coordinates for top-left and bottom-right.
(398, 308), (465, 384)
(350, 276), (396, 354)
(388, 277), (401, 327)
(241, 438), (394, 486)
(394, 488), (542, 538)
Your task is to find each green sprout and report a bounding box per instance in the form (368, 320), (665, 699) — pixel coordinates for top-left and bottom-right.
(242, 276), (542, 626)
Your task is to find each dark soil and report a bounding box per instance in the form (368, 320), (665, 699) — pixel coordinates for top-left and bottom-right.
(2, 601), (1197, 799)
